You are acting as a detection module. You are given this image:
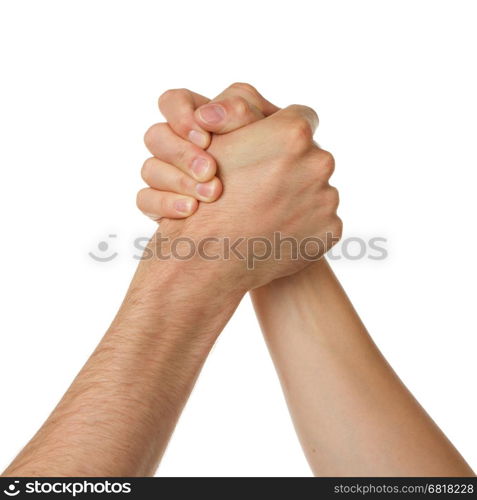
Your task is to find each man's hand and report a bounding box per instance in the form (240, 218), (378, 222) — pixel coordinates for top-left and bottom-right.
(139, 83), (342, 290)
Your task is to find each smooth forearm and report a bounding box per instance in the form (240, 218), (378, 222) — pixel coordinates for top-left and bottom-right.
(4, 248), (243, 477)
(251, 259), (474, 476)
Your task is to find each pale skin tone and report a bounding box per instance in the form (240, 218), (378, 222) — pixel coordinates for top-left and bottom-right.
(3, 91), (339, 476)
(136, 83), (475, 477)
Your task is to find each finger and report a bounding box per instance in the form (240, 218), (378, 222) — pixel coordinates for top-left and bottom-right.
(144, 123), (217, 182)
(158, 88), (211, 148)
(194, 82), (280, 134)
(269, 104), (319, 137)
(208, 104), (320, 167)
(136, 188), (198, 220)
(194, 96), (264, 134)
(141, 157), (222, 202)
(213, 82), (280, 116)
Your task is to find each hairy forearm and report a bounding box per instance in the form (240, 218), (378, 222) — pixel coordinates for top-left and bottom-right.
(4, 240), (243, 477)
(251, 259), (474, 477)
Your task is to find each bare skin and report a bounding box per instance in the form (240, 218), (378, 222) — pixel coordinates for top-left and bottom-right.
(3, 96), (339, 477)
(141, 83), (475, 477)
(253, 259), (474, 476)
(3, 251), (244, 476)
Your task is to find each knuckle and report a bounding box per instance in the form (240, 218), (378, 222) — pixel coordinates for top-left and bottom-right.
(157, 89), (174, 109)
(178, 174), (192, 193)
(288, 104), (319, 127)
(230, 95), (250, 118)
(158, 88), (185, 108)
(316, 150), (335, 179)
(176, 142), (189, 165)
(143, 122), (166, 149)
(283, 116), (314, 154)
(136, 188), (148, 210)
(159, 195), (171, 214)
(140, 157), (155, 183)
(228, 82), (259, 97)
(325, 186), (340, 210)
(143, 125), (155, 149)
(330, 215), (343, 242)
(158, 89), (193, 136)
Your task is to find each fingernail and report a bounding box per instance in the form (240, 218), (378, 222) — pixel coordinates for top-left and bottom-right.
(174, 199), (193, 214)
(195, 182), (215, 199)
(191, 157), (210, 178)
(188, 129), (208, 148)
(198, 104), (226, 124)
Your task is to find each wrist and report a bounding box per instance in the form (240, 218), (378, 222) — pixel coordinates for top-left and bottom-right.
(153, 218), (257, 291)
(111, 233), (246, 344)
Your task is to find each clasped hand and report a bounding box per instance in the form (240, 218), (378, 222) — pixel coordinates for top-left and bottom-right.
(138, 83), (342, 290)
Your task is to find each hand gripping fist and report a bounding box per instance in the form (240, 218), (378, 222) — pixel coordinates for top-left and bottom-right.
(139, 83), (342, 290)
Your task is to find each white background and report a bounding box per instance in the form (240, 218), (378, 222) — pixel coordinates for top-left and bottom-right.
(0, 0), (476, 477)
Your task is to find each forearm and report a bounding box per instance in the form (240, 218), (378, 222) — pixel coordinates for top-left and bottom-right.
(4, 243), (243, 477)
(251, 259), (474, 477)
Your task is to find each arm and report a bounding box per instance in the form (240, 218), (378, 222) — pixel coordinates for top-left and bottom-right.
(251, 258), (474, 476)
(139, 84), (475, 476)
(4, 87), (338, 477)
(3, 240), (244, 477)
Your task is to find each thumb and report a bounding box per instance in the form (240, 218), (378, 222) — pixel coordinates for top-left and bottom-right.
(195, 82), (280, 134)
